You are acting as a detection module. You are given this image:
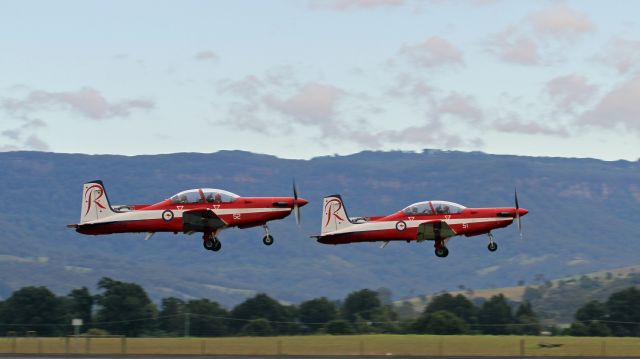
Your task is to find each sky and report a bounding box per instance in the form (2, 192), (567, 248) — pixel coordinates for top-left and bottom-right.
(0, 0), (639, 161)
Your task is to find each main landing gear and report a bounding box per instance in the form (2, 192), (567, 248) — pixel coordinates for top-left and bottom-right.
(434, 239), (449, 258)
(487, 232), (498, 252)
(203, 232), (221, 252)
(262, 225), (274, 246)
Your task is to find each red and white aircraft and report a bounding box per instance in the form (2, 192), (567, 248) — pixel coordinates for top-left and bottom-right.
(313, 192), (528, 257)
(67, 180), (308, 252)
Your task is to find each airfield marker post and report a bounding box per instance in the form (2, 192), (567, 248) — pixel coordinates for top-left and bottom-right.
(72, 318), (82, 336)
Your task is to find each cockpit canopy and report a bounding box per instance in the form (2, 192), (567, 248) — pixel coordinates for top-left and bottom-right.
(170, 188), (239, 204)
(402, 200), (466, 215)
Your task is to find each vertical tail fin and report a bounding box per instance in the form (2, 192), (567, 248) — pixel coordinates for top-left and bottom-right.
(80, 180), (116, 223)
(321, 195), (352, 235)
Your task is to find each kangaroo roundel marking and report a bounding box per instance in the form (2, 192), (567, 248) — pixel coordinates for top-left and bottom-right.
(396, 220), (407, 232)
(162, 209), (174, 222)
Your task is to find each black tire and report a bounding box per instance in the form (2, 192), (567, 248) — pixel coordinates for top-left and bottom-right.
(488, 242), (498, 252)
(212, 239), (222, 252)
(203, 239), (214, 251)
(263, 234), (274, 246)
(435, 246), (449, 258)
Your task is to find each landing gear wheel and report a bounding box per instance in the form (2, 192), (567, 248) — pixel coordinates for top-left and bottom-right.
(263, 234), (274, 246)
(212, 239), (221, 252)
(488, 242), (498, 252)
(203, 239), (215, 251)
(435, 247), (449, 258)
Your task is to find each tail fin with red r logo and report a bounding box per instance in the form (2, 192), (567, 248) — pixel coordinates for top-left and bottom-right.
(321, 195), (353, 235)
(80, 180), (116, 223)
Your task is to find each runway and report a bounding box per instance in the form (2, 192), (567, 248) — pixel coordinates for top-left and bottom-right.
(0, 356), (636, 359)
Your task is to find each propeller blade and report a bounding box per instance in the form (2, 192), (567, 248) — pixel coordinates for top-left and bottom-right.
(293, 179), (301, 225)
(515, 188), (523, 239)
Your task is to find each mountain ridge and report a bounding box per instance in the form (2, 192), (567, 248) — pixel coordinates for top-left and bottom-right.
(0, 149), (638, 312)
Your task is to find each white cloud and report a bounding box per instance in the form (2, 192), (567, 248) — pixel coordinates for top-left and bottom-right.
(596, 37), (640, 74)
(24, 135), (49, 151)
(487, 5), (593, 65)
(400, 36), (464, 68)
(2, 87), (154, 120)
(492, 113), (569, 137)
(311, 0), (404, 11)
(1, 118), (49, 151)
(580, 75), (640, 133)
(386, 74), (433, 99)
(377, 122), (470, 148)
(194, 50), (219, 61)
(218, 76), (264, 97)
(488, 29), (539, 65)
(528, 4), (594, 38)
(264, 83), (344, 125)
(437, 92), (483, 121)
(546, 75), (597, 113)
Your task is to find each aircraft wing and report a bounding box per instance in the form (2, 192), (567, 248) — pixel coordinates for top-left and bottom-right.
(416, 221), (457, 242)
(182, 209), (226, 233)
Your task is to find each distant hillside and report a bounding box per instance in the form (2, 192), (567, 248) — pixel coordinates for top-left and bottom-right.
(0, 150), (639, 310)
(395, 264), (640, 324)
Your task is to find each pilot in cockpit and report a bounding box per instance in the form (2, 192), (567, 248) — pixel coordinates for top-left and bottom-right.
(435, 204), (450, 214)
(206, 192), (223, 203)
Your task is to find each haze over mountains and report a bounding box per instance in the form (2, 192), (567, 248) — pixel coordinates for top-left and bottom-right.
(0, 150), (638, 308)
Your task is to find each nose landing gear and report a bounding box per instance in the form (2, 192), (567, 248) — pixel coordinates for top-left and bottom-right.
(487, 232), (498, 252)
(262, 225), (274, 246)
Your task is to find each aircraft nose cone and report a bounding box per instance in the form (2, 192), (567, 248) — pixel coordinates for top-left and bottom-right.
(296, 198), (309, 207)
(518, 208), (529, 216)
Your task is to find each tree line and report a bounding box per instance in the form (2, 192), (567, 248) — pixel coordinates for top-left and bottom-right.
(0, 277), (638, 337)
(567, 287), (640, 337)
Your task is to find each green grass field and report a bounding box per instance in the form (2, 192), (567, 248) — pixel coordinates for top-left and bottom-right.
(1, 334), (639, 356)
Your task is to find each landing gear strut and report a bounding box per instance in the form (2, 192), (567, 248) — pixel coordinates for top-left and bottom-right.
(203, 232), (221, 252)
(434, 239), (449, 258)
(487, 232), (498, 252)
(262, 225), (274, 246)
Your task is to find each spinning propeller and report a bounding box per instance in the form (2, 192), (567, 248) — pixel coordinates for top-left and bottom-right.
(293, 180), (301, 225)
(515, 188), (523, 239)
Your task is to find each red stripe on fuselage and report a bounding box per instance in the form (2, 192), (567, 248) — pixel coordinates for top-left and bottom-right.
(76, 196), (304, 235)
(317, 207), (520, 244)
